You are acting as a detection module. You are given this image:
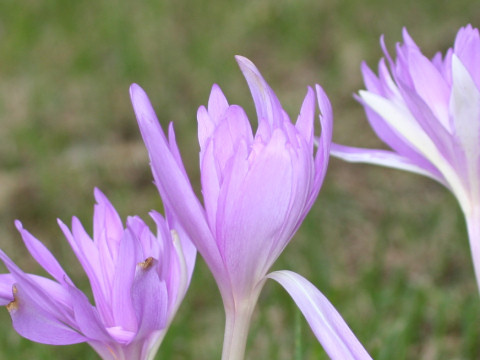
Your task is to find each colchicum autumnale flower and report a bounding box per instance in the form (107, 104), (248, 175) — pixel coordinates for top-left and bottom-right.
(331, 25), (480, 291)
(0, 188), (195, 360)
(131, 56), (332, 360)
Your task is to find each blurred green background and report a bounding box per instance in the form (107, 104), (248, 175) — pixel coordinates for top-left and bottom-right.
(0, 0), (480, 359)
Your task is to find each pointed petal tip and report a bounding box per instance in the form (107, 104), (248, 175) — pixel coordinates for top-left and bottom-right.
(315, 84), (333, 117)
(14, 220), (23, 231)
(234, 55), (251, 66)
(93, 187), (106, 203)
(306, 85), (314, 97)
(235, 55), (261, 79)
(315, 84), (327, 99)
(211, 83), (222, 92)
(129, 83), (143, 97)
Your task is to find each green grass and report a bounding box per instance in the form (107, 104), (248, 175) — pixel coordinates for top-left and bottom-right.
(1, 0), (480, 358)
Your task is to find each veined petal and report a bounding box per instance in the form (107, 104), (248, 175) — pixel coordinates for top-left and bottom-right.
(454, 25), (480, 91)
(357, 95), (428, 163)
(208, 84), (229, 121)
(8, 284), (85, 345)
(360, 90), (469, 208)
(132, 257), (168, 340)
(219, 130), (296, 297)
(111, 229), (142, 332)
(200, 138), (221, 231)
(15, 220), (72, 286)
(58, 218), (113, 326)
(162, 210), (196, 295)
(395, 79), (455, 163)
(330, 144), (447, 185)
(268, 271), (372, 360)
(93, 188), (123, 263)
(131, 84), (224, 284)
(235, 55), (283, 130)
(0, 249), (74, 325)
(450, 54), (480, 203)
(406, 48), (451, 130)
(68, 284), (114, 344)
(198, 105), (215, 153)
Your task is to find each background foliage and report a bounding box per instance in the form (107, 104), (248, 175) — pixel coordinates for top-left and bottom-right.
(1, 1), (480, 359)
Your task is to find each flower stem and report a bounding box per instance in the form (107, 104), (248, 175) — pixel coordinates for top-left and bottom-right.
(221, 297), (257, 360)
(464, 206), (480, 294)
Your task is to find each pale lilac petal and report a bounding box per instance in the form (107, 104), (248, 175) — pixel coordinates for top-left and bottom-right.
(111, 229), (142, 332)
(207, 84), (229, 122)
(219, 131), (296, 297)
(211, 105), (254, 173)
(167, 123), (191, 180)
(93, 188), (123, 267)
(58, 218), (113, 326)
(357, 94), (428, 163)
(93, 188), (123, 246)
(67, 284), (114, 344)
(15, 220), (72, 285)
(128, 215), (159, 259)
(0, 274), (15, 305)
(330, 144), (447, 185)
(8, 284), (85, 345)
(454, 25), (480, 90)
(359, 90), (467, 204)
(401, 27), (419, 49)
(268, 271), (372, 360)
(308, 84), (333, 209)
(406, 49), (451, 130)
(450, 54), (480, 200)
(235, 55), (283, 130)
(295, 87), (315, 149)
(0, 249), (74, 324)
(200, 139), (221, 230)
(131, 84), (223, 283)
(197, 105), (215, 152)
(161, 209), (196, 289)
(361, 62), (382, 94)
(132, 258), (168, 340)
(201, 105), (254, 233)
(396, 79), (455, 161)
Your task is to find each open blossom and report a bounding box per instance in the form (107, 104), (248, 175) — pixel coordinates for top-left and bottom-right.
(0, 188), (195, 360)
(131, 55), (332, 359)
(331, 25), (480, 291)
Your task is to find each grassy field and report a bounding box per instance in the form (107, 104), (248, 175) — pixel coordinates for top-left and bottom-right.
(1, 0), (480, 359)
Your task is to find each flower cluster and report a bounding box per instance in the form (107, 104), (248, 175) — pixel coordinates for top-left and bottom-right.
(0, 23), (478, 360)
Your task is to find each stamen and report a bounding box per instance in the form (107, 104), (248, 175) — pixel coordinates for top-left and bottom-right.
(6, 285), (18, 312)
(139, 256), (154, 270)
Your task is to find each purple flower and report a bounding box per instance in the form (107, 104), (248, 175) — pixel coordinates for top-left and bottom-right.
(131, 55), (332, 359)
(0, 188), (195, 360)
(331, 25), (480, 291)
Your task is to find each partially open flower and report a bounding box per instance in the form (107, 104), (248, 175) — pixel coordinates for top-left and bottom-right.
(131, 55), (332, 359)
